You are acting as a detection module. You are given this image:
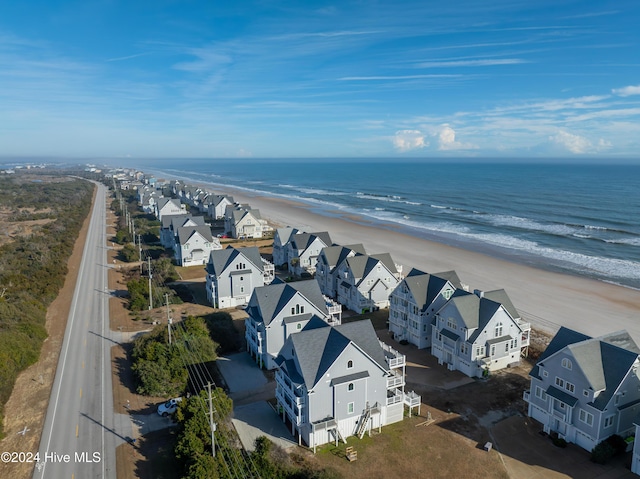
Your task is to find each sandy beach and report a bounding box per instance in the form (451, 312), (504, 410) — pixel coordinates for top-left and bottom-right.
(215, 185), (640, 341)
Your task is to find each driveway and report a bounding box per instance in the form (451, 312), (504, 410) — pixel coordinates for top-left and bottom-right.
(216, 352), (268, 393)
(232, 401), (297, 452)
(491, 416), (634, 479)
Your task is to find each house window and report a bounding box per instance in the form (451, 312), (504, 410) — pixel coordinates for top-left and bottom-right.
(476, 346), (484, 357)
(490, 345), (496, 356)
(495, 322), (503, 338)
(543, 370), (549, 378)
(505, 343), (509, 353)
(510, 339), (517, 349)
(579, 409), (594, 426)
(562, 358), (572, 370)
(555, 377), (565, 388)
(347, 360), (353, 369)
(558, 401), (565, 410)
(604, 416), (615, 428)
(348, 402), (354, 414)
(443, 289), (453, 300)
(348, 383), (354, 392)
(240, 286), (244, 293)
(535, 386), (547, 400)
(447, 318), (456, 330)
(583, 390), (589, 397)
(565, 382), (575, 394)
(296, 323), (302, 330)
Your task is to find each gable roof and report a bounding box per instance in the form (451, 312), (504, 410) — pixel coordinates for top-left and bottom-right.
(290, 232), (332, 252)
(161, 213), (190, 229)
(176, 224), (214, 245)
(401, 268), (458, 311)
(343, 253), (397, 284)
(157, 197), (181, 211)
(288, 319), (388, 389)
(532, 327), (640, 410)
(441, 290), (509, 343)
(206, 246), (264, 276)
(319, 244), (366, 271)
(248, 280), (327, 326)
(274, 227), (300, 246)
(483, 289), (520, 320)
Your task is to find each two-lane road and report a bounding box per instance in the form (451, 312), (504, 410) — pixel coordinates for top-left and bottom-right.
(34, 181), (119, 479)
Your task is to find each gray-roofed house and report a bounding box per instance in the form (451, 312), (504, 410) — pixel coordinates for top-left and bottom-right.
(315, 244), (367, 299)
(175, 224), (221, 267)
(224, 204), (266, 239)
(336, 253), (402, 313)
(155, 197), (185, 221)
(207, 194), (235, 220)
(286, 232), (333, 276)
(160, 214), (206, 249)
(388, 268), (464, 349)
(245, 280), (342, 370)
(431, 289), (531, 377)
(524, 326), (640, 452)
(272, 227), (300, 267)
(205, 246), (274, 308)
(274, 319), (420, 450)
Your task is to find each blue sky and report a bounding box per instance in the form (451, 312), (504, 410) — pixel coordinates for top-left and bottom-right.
(1, 1), (640, 159)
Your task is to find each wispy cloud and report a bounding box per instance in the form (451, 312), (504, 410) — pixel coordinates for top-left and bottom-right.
(612, 85), (640, 97)
(105, 52), (151, 62)
(338, 74), (461, 81)
(415, 58), (527, 68)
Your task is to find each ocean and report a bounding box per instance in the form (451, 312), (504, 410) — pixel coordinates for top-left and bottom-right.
(141, 159), (640, 289)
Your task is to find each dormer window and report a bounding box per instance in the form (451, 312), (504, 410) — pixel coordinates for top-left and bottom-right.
(562, 358), (572, 370)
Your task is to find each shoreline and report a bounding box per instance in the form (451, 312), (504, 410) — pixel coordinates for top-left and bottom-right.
(150, 170), (640, 340)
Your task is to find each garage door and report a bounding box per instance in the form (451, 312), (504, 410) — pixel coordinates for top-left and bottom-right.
(528, 404), (547, 425)
(575, 430), (595, 451)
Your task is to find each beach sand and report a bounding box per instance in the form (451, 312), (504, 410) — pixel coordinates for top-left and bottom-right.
(221, 186), (640, 341)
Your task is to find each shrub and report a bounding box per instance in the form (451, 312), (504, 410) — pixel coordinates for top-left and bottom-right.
(553, 437), (567, 448)
(591, 439), (616, 464)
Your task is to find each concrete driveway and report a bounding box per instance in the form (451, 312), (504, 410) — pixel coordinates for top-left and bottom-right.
(217, 352), (268, 393)
(232, 401), (297, 452)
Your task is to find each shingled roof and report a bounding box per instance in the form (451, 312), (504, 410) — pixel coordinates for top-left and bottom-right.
(206, 246), (264, 276)
(247, 280), (327, 327)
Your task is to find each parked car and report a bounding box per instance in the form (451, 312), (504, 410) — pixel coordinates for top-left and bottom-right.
(157, 397), (182, 417)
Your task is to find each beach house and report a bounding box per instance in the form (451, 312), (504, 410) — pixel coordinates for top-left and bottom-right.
(431, 289), (531, 377)
(272, 227), (300, 267)
(175, 224), (221, 267)
(160, 215), (206, 250)
(315, 244), (367, 299)
(205, 246), (274, 308)
(245, 280), (342, 370)
(207, 194), (235, 220)
(388, 268), (464, 349)
(335, 253), (402, 313)
(274, 319), (420, 450)
(155, 197), (184, 221)
(224, 204), (265, 239)
(524, 327), (640, 452)
(286, 232), (332, 277)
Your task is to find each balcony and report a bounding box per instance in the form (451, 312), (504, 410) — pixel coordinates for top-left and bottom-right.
(523, 390), (530, 402)
(379, 341), (405, 368)
(387, 388), (404, 406)
(386, 370), (405, 389)
(275, 388), (304, 425)
(404, 390), (421, 408)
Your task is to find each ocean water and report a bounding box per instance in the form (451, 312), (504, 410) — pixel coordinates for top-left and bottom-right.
(143, 159), (640, 289)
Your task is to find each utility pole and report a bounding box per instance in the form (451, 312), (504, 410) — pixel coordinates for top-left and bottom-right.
(148, 256), (153, 310)
(138, 234), (142, 262)
(207, 382), (216, 457)
(165, 293), (172, 345)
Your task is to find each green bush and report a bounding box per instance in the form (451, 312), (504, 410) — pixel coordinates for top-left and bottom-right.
(553, 437), (567, 448)
(591, 439), (617, 464)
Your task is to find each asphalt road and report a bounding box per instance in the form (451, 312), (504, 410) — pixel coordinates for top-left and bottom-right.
(33, 181), (121, 479)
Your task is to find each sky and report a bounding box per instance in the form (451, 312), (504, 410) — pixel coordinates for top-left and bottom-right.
(1, 0), (640, 160)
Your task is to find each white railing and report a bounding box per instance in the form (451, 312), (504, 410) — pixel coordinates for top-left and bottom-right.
(379, 341), (406, 368)
(387, 372), (404, 389)
(523, 390), (530, 402)
(387, 394), (403, 406)
(404, 390), (421, 408)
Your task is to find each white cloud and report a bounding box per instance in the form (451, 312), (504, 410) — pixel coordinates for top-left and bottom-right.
(436, 125), (476, 151)
(612, 85), (640, 97)
(393, 130), (427, 151)
(416, 58), (527, 68)
(549, 130), (592, 153)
